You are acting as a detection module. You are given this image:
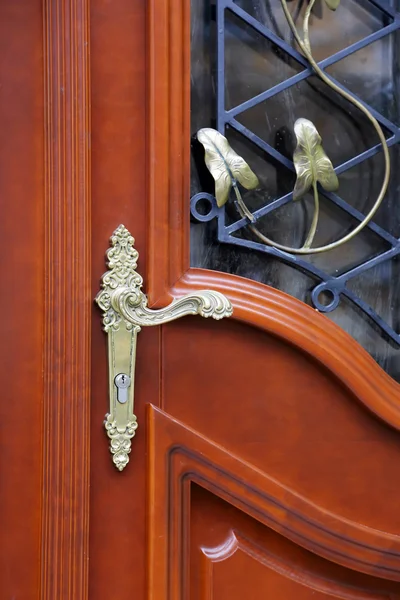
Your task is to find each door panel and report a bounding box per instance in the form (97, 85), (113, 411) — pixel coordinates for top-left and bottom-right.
(148, 406), (400, 597)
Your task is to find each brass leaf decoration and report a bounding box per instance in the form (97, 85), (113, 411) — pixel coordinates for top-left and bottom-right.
(197, 128), (259, 207)
(293, 118), (339, 201)
(324, 0), (340, 10)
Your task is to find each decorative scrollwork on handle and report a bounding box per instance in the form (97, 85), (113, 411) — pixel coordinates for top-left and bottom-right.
(95, 225), (233, 471)
(112, 285), (232, 327)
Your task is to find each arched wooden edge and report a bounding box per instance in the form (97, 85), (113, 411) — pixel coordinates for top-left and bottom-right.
(147, 405), (400, 589)
(169, 268), (400, 433)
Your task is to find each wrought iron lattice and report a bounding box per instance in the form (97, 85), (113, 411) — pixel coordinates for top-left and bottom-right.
(190, 0), (400, 344)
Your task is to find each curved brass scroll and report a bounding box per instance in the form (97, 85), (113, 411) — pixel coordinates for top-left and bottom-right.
(95, 225), (233, 470)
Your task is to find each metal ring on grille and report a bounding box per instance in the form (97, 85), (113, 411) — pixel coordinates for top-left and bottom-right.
(190, 193), (219, 223)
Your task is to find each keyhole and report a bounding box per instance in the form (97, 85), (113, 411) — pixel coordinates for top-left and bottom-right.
(121, 375), (125, 384)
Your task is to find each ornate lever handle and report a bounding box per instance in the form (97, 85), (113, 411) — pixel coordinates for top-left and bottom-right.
(95, 225), (233, 471)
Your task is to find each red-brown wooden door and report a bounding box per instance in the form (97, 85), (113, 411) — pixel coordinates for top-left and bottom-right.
(2, 1), (400, 599)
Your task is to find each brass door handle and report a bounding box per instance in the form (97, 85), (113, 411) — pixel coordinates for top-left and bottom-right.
(95, 225), (233, 471)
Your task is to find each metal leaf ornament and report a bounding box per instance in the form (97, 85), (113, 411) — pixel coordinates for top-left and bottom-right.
(197, 128), (259, 207)
(324, 0), (340, 11)
(293, 118), (338, 201)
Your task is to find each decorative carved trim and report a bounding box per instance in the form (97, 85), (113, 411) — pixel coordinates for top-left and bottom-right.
(203, 530), (390, 599)
(41, 1), (91, 598)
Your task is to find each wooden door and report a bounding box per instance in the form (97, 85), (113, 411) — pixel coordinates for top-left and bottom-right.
(2, 1), (400, 599)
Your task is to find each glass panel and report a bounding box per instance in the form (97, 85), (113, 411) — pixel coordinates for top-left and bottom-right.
(234, 0), (389, 60)
(224, 11), (302, 109)
(190, 0), (400, 380)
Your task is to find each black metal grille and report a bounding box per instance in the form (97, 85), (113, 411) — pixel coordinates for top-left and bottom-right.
(191, 0), (400, 344)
